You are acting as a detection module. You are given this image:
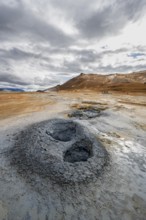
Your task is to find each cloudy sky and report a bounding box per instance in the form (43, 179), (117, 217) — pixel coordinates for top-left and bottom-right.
(0, 0), (146, 90)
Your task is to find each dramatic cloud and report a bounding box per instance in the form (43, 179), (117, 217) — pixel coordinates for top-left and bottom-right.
(78, 0), (146, 39)
(0, 72), (30, 85)
(0, 1), (72, 45)
(0, 0), (146, 90)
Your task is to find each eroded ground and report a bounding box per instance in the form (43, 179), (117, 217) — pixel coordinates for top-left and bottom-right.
(0, 91), (146, 220)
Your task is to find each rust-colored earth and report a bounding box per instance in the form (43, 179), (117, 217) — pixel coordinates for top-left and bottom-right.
(52, 71), (146, 93)
(0, 92), (55, 119)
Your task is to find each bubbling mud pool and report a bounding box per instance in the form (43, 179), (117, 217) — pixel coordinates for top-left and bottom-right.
(8, 118), (109, 184)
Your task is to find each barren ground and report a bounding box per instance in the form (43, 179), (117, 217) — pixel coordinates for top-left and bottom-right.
(0, 91), (146, 220)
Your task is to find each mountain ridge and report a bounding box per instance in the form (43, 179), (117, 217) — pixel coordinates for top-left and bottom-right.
(49, 71), (146, 93)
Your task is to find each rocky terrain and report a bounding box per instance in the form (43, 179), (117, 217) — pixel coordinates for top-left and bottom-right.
(50, 71), (146, 93)
(0, 73), (146, 220)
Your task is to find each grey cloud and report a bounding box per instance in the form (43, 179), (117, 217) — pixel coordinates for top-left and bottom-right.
(78, 0), (146, 39)
(61, 48), (128, 65)
(34, 76), (60, 86)
(33, 72), (76, 88)
(0, 48), (36, 60)
(0, 2), (72, 46)
(0, 47), (51, 62)
(0, 72), (31, 85)
(0, 46), (128, 65)
(0, 82), (26, 89)
(73, 48), (128, 63)
(31, 44), (146, 74)
(101, 46), (146, 56)
(0, 0), (146, 90)
(0, 71), (64, 90)
(97, 64), (146, 73)
(121, 0), (146, 21)
(48, 0), (95, 19)
(70, 47), (145, 66)
(70, 49), (99, 63)
(63, 59), (83, 73)
(38, 47), (100, 64)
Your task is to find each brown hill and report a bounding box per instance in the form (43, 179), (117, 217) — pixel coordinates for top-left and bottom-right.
(51, 71), (146, 93)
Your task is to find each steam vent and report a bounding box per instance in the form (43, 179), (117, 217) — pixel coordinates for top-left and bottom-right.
(9, 119), (109, 184)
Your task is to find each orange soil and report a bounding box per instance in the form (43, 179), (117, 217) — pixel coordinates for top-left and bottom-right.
(0, 92), (54, 119)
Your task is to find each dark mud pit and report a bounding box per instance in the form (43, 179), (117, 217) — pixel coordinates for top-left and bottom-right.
(8, 118), (109, 184)
(64, 139), (93, 163)
(68, 107), (105, 119)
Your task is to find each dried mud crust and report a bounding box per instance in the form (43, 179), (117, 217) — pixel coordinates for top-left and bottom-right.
(8, 119), (109, 184)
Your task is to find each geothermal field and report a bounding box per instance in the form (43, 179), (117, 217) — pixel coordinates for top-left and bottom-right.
(0, 73), (146, 220)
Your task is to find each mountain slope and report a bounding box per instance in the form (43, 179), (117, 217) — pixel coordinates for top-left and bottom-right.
(52, 71), (146, 93)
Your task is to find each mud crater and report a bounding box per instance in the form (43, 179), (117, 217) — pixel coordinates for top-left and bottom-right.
(64, 140), (93, 163)
(8, 119), (109, 184)
(68, 105), (108, 119)
(47, 121), (76, 142)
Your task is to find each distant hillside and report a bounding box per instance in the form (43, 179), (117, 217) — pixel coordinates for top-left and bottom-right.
(0, 88), (24, 92)
(49, 71), (146, 93)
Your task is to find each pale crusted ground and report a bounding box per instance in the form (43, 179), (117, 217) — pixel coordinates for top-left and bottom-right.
(0, 91), (146, 220)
